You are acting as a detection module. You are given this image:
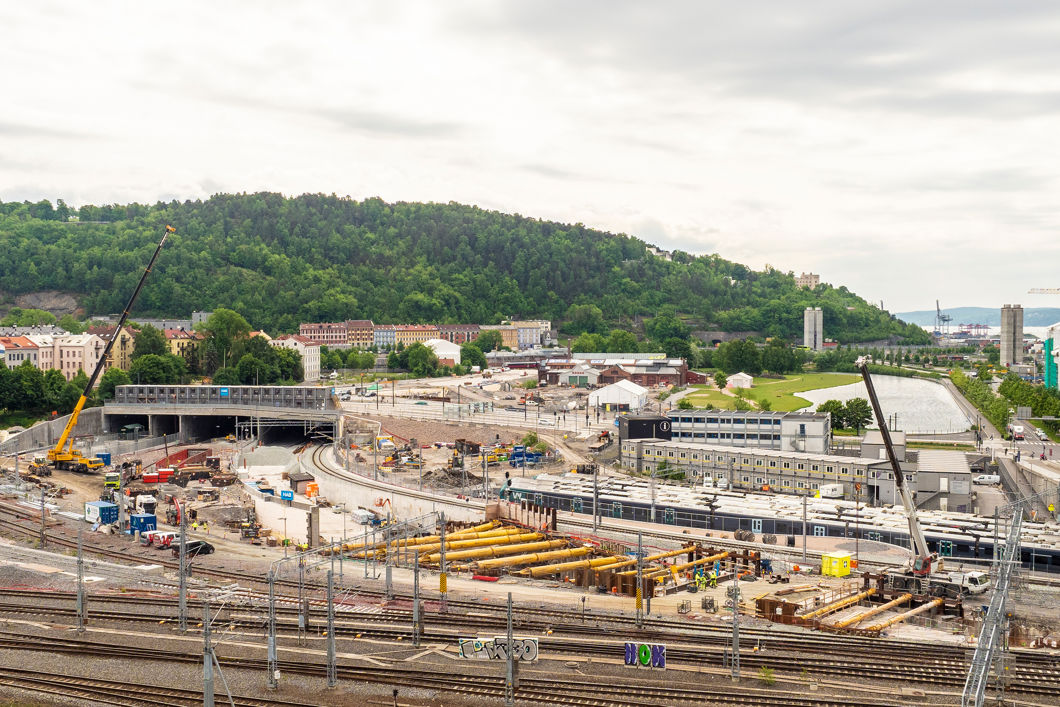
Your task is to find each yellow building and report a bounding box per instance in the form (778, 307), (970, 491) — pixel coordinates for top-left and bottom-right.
(394, 324), (440, 347)
(86, 325), (137, 371)
(164, 328), (205, 359)
(478, 324), (519, 349)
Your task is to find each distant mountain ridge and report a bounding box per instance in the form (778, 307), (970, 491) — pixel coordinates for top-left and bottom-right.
(896, 307), (1060, 327)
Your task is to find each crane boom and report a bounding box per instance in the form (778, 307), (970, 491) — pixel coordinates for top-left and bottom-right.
(48, 225), (174, 468)
(855, 358), (933, 565)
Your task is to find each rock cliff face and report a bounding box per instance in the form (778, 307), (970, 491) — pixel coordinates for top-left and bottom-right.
(12, 291), (81, 316)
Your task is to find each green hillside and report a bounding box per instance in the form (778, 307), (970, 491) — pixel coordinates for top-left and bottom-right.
(0, 194), (927, 344)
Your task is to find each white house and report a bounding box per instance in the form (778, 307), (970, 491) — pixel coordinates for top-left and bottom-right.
(726, 372), (753, 389)
(271, 334), (320, 382)
(588, 380), (648, 411)
(423, 338), (461, 366)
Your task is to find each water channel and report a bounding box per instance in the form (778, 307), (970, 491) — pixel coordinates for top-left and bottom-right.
(799, 375), (971, 434)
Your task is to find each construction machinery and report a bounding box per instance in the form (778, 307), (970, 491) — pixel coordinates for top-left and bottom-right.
(856, 358), (988, 598)
(47, 225), (173, 473)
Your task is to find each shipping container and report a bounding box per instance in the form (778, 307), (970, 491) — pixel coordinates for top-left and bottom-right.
(96, 452), (112, 466)
(129, 513), (157, 533)
(85, 501), (119, 525)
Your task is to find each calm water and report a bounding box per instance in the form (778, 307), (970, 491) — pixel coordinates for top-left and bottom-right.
(799, 375), (971, 434)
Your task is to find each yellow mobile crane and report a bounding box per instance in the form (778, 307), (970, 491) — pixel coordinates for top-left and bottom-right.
(48, 225), (174, 473)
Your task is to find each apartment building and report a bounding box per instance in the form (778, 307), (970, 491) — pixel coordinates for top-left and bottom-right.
(271, 334), (321, 382)
(164, 328), (205, 360)
(478, 324), (519, 350)
(0, 336), (39, 368)
(437, 323), (481, 345)
(373, 325), (396, 351)
(299, 322), (348, 347)
(344, 320), (375, 349)
(395, 324), (440, 347)
(86, 325), (137, 371)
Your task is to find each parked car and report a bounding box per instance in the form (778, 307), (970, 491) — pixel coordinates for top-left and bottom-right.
(174, 540), (215, 557)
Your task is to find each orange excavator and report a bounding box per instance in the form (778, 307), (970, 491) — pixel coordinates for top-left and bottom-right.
(47, 225), (173, 473)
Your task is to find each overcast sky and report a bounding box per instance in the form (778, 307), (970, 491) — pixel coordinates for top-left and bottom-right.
(3, 1), (1058, 313)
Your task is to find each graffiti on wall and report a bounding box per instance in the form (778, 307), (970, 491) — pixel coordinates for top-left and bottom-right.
(624, 642), (666, 669)
(458, 637), (539, 661)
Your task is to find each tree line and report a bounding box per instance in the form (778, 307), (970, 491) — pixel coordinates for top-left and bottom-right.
(0, 194), (929, 345)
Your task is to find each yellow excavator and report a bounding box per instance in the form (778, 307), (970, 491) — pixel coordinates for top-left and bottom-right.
(48, 225), (174, 473)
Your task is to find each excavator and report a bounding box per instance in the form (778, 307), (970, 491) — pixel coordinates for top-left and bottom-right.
(47, 225), (174, 473)
(856, 358), (989, 598)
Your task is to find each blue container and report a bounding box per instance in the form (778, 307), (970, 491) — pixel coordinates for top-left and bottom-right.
(96, 452), (112, 466)
(129, 513), (157, 533)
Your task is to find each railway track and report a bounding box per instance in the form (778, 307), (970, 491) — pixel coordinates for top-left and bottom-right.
(0, 632), (905, 707)
(0, 666), (318, 707)
(0, 592), (1058, 697)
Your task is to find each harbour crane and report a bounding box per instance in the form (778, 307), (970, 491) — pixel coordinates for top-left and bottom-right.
(47, 225), (174, 472)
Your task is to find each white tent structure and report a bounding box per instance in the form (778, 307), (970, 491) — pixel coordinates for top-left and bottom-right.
(588, 380), (648, 411)
(423, 338), (461, 365)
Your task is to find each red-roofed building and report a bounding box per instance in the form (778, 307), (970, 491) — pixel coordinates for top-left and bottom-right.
(86, 325), (136, 371)
(299, 322), (347, 346)
(344, 320), (374, 349)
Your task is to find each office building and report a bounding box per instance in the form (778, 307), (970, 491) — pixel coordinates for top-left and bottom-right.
(1000, 304), (1024, 367)
(803, 307), (823, 351)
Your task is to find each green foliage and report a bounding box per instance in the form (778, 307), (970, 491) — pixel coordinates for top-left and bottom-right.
(844, 398), (873, 434)
(0, 194), (927, 345)
(732, 397), (752, 411)
(404, 342), (439, 377)
(715, 339), (761, 375)
(758, 397), (772, 411)
(532, 440), (549, 454)
(57, 314), (85, 334)
(0, 307), (56, 327)
(952, 369), (1011, 433)
(677, 397), (694, 409)
(473, 330), (504, 353)
(563, 304), (605, 335)
(999, 375), (1060, 437)
(212, 367), (241, 386)
(460, 342), (487, 370)
(129, 353), (187, 384)
(132, 324), (168, 359)
(571, 332), (606, 353)
(605, 329), (638, 353)
(817, 399), (846, 429)
(98, 367), (131, 400)
(0, 360), (85, 417)
(982, 345), (1000, 365)
(521, 379), (538, 389)
(521, 431), (539, 447)
(714, 372), (727, 389)
(757, 666), (776, 686)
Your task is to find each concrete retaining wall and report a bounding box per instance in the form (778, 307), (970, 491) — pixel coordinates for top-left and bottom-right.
(311, 446), (481, 523)
(0, 408), (105, 454)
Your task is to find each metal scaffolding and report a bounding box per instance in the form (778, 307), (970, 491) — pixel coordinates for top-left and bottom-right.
(962, 500), (1025, 707)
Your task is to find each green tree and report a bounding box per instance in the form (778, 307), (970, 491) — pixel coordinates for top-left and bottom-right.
(129, 353), (185, 384)
(758, 398), (772, 411)
(0, 307), (57, 327)
(571, 332), (606, 353)
(646, 310), (690, 342)
(982, 345), (1000, 366)
(844, 398), (873, 435)
(473, 329), (504, 353)
(460, 343), (487, 370)
(677, 398), (694, 410)
(714, 372), (727, 389)
(521, 379), (538, 389)
(817, 400), (846, 429)
(605, 329), (638, 353)
(58, 314), (85, 334)
(201, 308), (251, 371)
(42, 369), (66, 409)
(212, 367), (241, 385)
(98, 367), (131, 400)
(405, 342), (438, 376)
(132, 324), (168, 359)
(387, 351), (401, 370)
(663, 337), (693, 361)
(563, 304), (604, 334)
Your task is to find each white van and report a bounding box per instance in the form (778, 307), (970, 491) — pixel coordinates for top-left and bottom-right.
(973, 474), (1000, 485)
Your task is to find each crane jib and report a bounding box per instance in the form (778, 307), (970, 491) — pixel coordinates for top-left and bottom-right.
(49, 225), (173, 464)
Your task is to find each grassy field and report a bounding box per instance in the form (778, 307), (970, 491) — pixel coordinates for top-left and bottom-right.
(682, 372), (858, 411)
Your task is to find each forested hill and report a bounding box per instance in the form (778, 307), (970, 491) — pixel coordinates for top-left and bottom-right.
(0, 194), (927, 344)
